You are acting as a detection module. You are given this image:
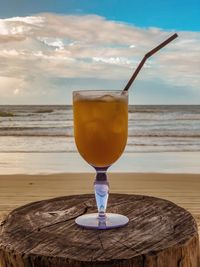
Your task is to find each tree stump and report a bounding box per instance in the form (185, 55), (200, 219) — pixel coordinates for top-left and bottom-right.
(0, 194), (199, 267)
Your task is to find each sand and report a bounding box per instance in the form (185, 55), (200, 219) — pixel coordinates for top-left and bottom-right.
(0, 172), (200, 236)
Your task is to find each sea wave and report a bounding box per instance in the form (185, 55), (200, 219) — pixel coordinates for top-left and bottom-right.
(34, 108), (54, 113)
(0, 127), (72, 136)
(1, 132), (200, 138)
(0, 111), (15, 117)
(128, 133), (200, 138)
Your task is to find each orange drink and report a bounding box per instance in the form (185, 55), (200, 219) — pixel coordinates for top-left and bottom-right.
(73, 91), (128, 167)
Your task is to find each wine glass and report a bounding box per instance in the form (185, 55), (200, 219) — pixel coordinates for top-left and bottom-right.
(73, 90), (129, 229)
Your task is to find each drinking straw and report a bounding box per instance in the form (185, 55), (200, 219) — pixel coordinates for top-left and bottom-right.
(123, 33), (178, 92)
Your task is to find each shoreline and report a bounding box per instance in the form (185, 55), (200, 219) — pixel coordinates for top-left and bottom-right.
(0, 173), (200, 177)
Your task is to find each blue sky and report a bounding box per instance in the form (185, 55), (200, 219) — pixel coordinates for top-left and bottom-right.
(1, 0), (200, 31)
(0, 0), (200, 104)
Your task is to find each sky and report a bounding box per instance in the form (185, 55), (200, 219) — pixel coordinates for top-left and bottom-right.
(0, 0), (200, 104)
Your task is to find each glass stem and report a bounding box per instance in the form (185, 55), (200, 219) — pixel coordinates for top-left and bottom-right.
(94, 167), (109, 220)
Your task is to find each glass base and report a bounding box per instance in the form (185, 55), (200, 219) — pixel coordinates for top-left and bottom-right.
(75, 213), (129, 229)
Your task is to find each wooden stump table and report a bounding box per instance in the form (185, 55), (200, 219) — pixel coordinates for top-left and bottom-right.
(0, 194), (199, 267)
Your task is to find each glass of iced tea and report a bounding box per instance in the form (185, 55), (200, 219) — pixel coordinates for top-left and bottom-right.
(73, 90), (129, 229)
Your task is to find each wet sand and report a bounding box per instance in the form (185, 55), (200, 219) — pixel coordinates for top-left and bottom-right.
(1, 152), (200, 174)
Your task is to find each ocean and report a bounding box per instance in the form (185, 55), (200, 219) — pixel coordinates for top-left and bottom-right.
(0, 105), (200, 153)
(0, 105), (200, 174)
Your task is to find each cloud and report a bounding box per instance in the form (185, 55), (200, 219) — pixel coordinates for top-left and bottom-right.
(0, 13), (200, 104)
(0, 76), (24, 96)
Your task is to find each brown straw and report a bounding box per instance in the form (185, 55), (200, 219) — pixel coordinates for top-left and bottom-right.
(123, 33), (178, 92)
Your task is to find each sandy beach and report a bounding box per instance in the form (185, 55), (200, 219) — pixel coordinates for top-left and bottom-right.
(0, 172), (200, 236)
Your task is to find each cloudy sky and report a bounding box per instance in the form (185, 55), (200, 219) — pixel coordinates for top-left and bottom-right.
(0, 0), (200, 104)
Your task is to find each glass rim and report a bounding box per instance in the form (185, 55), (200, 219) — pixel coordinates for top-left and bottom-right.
(73, 90), (127, 95)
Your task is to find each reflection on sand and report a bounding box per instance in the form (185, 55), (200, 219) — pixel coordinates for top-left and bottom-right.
(0, 152), (200, 174)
